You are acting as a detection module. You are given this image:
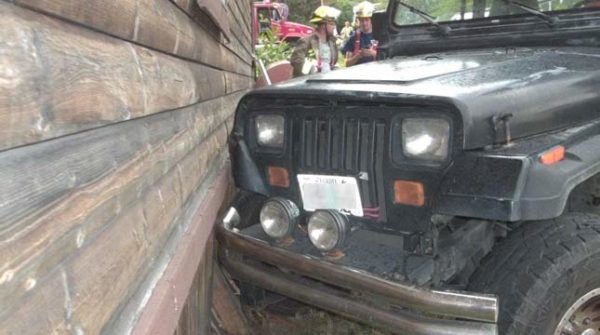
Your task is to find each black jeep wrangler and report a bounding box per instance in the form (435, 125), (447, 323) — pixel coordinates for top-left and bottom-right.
(218, 1), (600, 334)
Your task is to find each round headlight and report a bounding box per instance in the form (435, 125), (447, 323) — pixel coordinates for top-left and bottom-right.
(260, 198), (299, 239)
(307, 210), (348, 252)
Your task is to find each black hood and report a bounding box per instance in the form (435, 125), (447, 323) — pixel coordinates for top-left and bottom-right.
(267, 47), (600, 149)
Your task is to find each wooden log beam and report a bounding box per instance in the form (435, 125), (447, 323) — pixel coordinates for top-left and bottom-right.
(132, 166), (231, 335)
(68, 149), (228, 333)
(0, 92), (244, 316)
(227, 0), (253, 47)
(8, 0), (251, 75)
(0, 3), (250, 152)
(233, 0), (253, 37)
(0, 152), (230, 334)
(170, 0), (253, 64)
(196, 0), (231, 41)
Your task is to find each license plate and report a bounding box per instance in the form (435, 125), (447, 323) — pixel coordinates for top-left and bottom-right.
(297, 174), (363, 217)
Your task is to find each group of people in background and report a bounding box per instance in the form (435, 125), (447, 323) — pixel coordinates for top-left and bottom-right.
(290, 1), (378, 77)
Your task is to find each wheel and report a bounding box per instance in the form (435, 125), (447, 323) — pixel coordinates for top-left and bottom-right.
(469, 213), (600, 335)
(568, 175), (600, 215)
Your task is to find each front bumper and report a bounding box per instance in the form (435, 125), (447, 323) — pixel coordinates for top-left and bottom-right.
(217, 207), (499, 335)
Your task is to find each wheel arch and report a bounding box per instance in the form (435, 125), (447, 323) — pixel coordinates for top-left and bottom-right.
(518, 133), (600, 220)
(436, 129), (600, 222)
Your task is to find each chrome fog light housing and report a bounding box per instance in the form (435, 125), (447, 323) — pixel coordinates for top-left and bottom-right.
(307, 210), (348, 252)
(222, 206), (241, 230)
(260, 197), (300, 239)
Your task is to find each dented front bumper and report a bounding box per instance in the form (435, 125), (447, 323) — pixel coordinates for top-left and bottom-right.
(217, 207), (499, 335)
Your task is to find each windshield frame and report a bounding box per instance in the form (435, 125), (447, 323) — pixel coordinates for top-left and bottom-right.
(380, 0), (600, 57)
(389, 0), (600, 29)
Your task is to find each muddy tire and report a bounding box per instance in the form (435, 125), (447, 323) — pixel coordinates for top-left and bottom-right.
(469, 213), (600, 335)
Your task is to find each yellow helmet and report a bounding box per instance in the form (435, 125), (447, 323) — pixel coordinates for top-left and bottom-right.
(310, 5), (340, 24)
(354, 1), (374, 18)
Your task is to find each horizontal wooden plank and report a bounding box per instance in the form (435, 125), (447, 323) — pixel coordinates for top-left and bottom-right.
(10, 0), (251, 75)
(0, 92), (244, 316)
(0, 3), (251, 151)
(197, 0), (231, 41)
(69, 140), (227, 333)
(234, 0), (253, 33)
(0, 267), (68, 334)
(170, 0), (253, 64)
(226, 72), (255, 94)
(227, 0), (252, 47)
(0, 147), (228, 334)
(132, 168), (229, 335)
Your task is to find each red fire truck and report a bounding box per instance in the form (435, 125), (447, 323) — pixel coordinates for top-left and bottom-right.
(252, 0), (314, 44)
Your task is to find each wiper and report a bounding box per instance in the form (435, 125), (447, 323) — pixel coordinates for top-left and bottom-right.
(501, 0), (559, 25)
(396, 1), (452, 35)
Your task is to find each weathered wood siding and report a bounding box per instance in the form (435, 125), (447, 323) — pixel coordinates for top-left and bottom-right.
(0, 0), (253, 334)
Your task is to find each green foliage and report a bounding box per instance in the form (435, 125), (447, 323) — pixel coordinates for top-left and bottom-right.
(255, 29), (293, 77)
(285, 0), (322, 25)
(332, 0), (356, 26)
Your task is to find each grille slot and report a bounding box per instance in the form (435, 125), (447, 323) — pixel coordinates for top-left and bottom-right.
(297, 116), (385, 217)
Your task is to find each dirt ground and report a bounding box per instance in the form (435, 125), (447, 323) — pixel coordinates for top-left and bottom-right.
(243, 301), (389, 335)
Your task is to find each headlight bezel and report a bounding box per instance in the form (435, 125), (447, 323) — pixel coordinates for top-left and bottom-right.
(250, 113), (286, 152)
(391, 114), (454, 167)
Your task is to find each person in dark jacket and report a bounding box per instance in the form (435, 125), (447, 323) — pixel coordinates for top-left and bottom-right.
(290, 6), (339, 77)
(342, 1), (377, 67)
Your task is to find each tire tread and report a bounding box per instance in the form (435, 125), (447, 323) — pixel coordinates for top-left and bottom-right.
(469, 213), (600, 334)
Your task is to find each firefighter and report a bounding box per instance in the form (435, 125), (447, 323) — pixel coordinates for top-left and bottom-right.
(342, 1), (377, 67)
(290, 6), (339, 77)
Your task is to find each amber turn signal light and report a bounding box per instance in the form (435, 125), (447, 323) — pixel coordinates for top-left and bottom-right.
(268, 166), (289, 188)
(394, 180), (425, 207)
(540, 146), (565, 165)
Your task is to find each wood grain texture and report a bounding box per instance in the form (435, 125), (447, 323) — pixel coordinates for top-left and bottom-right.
(0, 92), (243, 320)
(225, 0), (254, 61)
(170, 0), (254, 64)
(0, 130), (229, 334)
(227, 0), (253, 47)
(197, 0), (231, 41)
(174, 236), (215, 335)
(212, 264), (252, 335)
(0, 152), (229, 334)
(132, 165), (230, 335)
(0, 0), (254, 333)
(9, 0), (252, 75)
(0, 3), (251, 151)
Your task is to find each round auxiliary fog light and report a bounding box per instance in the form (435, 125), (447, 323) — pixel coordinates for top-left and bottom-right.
(307, 210), (349, 252)
(259, 197), (300, 239)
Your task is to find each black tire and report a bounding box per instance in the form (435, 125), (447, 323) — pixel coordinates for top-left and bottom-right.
(469, 213), (600, 335)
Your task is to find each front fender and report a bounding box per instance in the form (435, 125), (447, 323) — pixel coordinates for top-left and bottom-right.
(435, 121), (600, 221)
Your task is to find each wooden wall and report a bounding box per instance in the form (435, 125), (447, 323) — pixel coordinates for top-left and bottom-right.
(0, 0), (253, 334)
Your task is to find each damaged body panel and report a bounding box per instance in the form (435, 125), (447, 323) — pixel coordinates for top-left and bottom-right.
(220, 2), (600, 334)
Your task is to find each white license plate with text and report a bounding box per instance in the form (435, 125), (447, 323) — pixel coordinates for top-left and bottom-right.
(297, 174), (363, 217)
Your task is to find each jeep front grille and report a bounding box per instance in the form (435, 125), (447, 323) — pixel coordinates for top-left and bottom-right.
(296, 117), (387, 220)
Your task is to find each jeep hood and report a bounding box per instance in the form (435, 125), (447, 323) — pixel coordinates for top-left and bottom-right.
(299, 47), (600, 149)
